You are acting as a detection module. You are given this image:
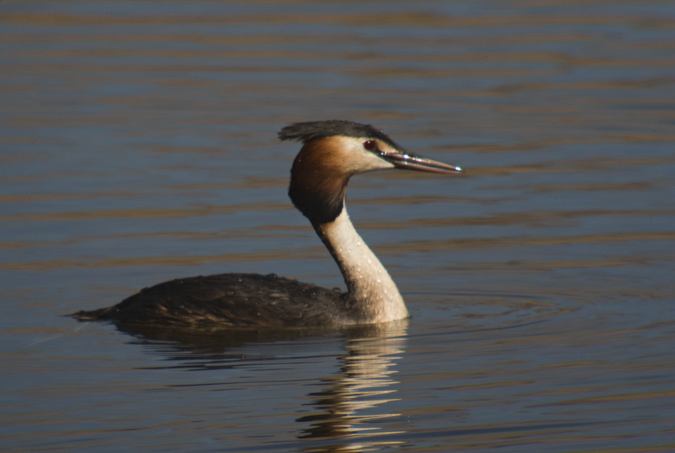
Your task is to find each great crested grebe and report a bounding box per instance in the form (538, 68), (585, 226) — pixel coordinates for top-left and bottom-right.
(73, 120), (462, 328)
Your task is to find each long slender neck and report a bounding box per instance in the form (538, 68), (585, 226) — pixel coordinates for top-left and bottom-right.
(312, 207), (409, 324)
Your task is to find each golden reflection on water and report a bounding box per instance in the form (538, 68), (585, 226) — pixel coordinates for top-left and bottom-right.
(300, 322), (409, 452)
(109, 320), (411, 452)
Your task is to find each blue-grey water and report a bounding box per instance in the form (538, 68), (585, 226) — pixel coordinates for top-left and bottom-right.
(1, 1), (674, 451)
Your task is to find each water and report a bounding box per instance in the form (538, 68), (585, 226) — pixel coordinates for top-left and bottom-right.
(2, 1), (674, 451)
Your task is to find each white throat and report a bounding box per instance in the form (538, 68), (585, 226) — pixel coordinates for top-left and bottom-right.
(315, 208), (409, 324)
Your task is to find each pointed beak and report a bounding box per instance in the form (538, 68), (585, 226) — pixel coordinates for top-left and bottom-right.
(381, 150), (463, 175)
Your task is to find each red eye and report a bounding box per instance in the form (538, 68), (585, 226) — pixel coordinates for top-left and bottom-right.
(363, 140), (377, 151)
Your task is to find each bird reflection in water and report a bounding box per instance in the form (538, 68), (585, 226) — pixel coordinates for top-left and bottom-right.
(116, 319), (409, 452)
(297, 320), (408, 452)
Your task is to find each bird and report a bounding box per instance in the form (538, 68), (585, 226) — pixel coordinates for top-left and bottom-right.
(72, 120), (462, 328)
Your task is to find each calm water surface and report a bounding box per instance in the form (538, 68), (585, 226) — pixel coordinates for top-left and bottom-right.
(1, 1), (674, 451)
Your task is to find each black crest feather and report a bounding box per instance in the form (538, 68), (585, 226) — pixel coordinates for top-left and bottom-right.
(279, 120), (403, 150)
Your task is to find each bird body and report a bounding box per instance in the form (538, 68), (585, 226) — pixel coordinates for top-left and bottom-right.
(77, 273), (353, 328)
(73, 120), (461, 328)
